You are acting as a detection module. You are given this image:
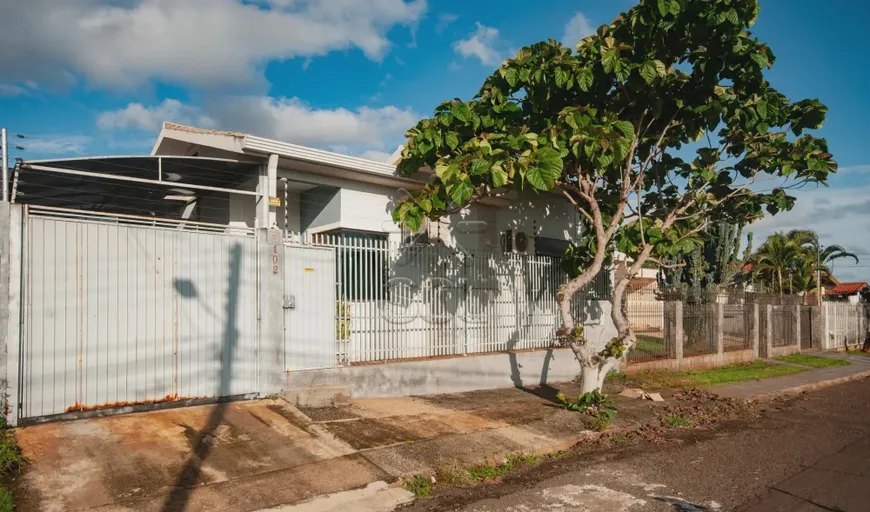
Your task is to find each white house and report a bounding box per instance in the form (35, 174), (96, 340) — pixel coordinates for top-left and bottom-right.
(5, 122), (619, 425)
(150, 123), (585, 257)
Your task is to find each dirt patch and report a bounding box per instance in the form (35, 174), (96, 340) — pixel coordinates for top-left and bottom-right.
(325, 419), (424, 450)
(300, 407), (361, 423)
(418, 386), (550, 411)
(402, 389), (786, 511)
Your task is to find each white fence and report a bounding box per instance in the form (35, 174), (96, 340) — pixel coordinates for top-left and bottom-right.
(295, 233), (614, 364)
(20, 207), (261, 419)
(10, 205), (618, 423)
(823, 302), (867, 350)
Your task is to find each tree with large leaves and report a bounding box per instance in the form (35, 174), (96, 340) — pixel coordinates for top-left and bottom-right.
(393, 0), (836, 393)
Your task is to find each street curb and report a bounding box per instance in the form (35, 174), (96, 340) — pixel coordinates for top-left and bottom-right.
(745, 370), (870, 401)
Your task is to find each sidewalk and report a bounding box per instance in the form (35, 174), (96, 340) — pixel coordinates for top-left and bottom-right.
(710, 351), (870, 399)
(11, 382), (666, 512)
(12, 352), (870, 512)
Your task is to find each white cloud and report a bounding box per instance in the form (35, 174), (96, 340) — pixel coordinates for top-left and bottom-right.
(360, 150), (394, 162)
(454, 22), (503, 66)
(98, 97), (418, 157)
(212, 96), (418, 153)
(0, 84), (28, 97)
(837, 164), (870, 175)
(0, 0), (427, 89)
(20, 136), (93, 155)
(563, 12), (595, 46)
(748, 184), (870, 282)
(435, 13), (459, 34)
(97, 99), (216, 132)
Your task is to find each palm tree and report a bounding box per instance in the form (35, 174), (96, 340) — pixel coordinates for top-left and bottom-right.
(752, 232), (803, 294)
(750, 230), (859, 296)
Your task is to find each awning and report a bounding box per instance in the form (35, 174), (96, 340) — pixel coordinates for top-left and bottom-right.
(13, 155), (261, 218)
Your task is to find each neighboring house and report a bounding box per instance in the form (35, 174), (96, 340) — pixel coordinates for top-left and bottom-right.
(614, 252), (658, 283)
(150, 123), (585, 257)
(826, 282), (870, 304)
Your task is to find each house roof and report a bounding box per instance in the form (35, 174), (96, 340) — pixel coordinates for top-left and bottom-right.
(155, 122), (401, 179)
(826, 282), (870, 296)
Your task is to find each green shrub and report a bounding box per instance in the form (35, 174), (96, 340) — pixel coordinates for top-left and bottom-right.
(558, 390), (617, 431)
(0, 434), (25, 477)
(664, 414), (692, 428)
(402, 475), (433, 497)
(0, 487), (12, 512)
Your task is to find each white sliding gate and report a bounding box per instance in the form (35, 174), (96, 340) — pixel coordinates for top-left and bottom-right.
(20, 207), (261, 420)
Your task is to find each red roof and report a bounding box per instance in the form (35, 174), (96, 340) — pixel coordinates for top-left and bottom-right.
(826, 282), (869, 296)
(743, 263), (753, 272)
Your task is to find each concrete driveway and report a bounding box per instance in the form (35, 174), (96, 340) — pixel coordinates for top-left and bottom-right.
(13, 399), (386, 511)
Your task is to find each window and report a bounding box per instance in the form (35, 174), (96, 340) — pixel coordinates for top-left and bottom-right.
(535, 237), (569, 258)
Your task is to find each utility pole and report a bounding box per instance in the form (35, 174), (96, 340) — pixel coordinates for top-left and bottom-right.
(817, 243), (822, 306)
(1, 128), (7, 201)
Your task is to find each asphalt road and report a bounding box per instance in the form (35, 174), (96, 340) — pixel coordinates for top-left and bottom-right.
(405, 377), (870, 512)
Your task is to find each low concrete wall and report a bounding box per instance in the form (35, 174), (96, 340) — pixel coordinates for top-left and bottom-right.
(285, 348), (579, 398)
(767, 344), (800, 358)
(622, 348), (757, 374)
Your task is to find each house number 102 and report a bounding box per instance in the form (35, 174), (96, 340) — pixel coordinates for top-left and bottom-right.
(272, 245), (280, 275)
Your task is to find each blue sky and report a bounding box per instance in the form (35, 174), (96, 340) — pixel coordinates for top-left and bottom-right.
(2, 0), (869, 279)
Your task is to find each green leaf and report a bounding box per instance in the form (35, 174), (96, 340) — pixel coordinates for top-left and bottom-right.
(435, 162), (459, 181)
(697, 147), (719, 165)
(451, 103), (473, 123)
(614, 121), (635, 139)
(418, 197), (432, 213)
(751, 51), (769, 69)
(724, 8), (739, 25)
(601, 49), (620, 74)
(445, 132), (459, 150)
(555, 67), (569, 88)
(448, 177), (475, 205)
(640, 61), (657, 84)
(756, 100), (769, 120)
(469, 158), (491, 176)
(526, 148), (562, 190)
(807, 158), (827, 172)
(491, 166), (508, 188)
(657, 0), (670, 16)
(578, 67), (594, 91)
(653, 59), (667, 76)
(502, 67), (519, 88)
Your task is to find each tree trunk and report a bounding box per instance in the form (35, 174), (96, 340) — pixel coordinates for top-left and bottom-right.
(777, 268), (783, 296)
(578, 363), (602, 394)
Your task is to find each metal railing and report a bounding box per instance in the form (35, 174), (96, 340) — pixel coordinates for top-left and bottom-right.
(290, 232), (613, 364)
(771, 306), (797, 347)
(723, 304), (752, 351)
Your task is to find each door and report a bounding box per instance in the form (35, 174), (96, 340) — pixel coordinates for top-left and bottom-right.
(283, 244), (337, 370)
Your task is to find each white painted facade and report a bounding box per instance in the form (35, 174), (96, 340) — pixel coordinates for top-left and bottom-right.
(151, 123), (587, 253)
